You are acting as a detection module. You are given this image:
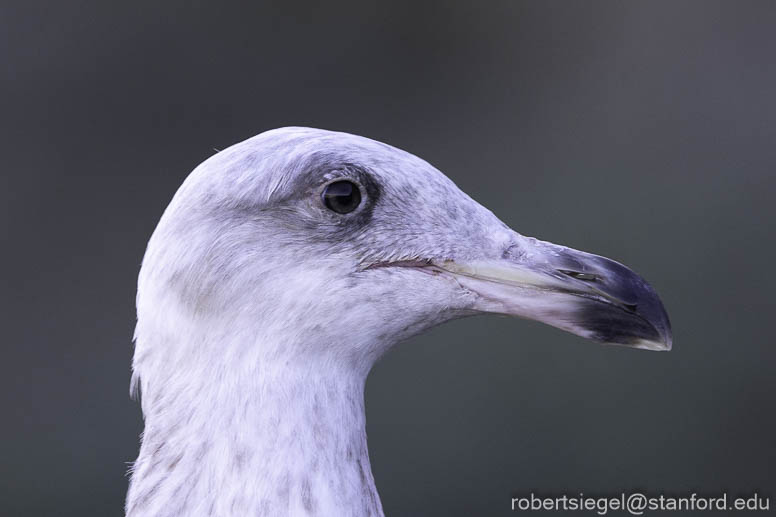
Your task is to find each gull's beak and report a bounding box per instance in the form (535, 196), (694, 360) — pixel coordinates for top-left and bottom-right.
(436, 238), (672, 351)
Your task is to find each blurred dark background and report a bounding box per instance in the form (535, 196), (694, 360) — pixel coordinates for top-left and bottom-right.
(2, 1), (774, 515)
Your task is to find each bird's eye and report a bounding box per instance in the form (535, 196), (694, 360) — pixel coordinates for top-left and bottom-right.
(322, 180), (362, 214)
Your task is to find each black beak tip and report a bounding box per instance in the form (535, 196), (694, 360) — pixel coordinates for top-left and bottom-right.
(580, 300), (672, 351)
(626, 269), (672, 350)
(580, 256), (673, 351)
(640, 288), (673, 351)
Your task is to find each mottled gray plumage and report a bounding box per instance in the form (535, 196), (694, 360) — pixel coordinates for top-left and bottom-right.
(127, 127), (670, 517)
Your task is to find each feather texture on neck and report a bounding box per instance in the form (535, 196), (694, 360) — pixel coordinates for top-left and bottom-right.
(127, 326), (384, 517)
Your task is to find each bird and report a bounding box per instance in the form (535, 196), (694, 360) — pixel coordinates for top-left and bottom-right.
(126, 127), (671, 517)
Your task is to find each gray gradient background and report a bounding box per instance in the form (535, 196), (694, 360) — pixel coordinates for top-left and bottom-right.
(2, 1), (774, 516)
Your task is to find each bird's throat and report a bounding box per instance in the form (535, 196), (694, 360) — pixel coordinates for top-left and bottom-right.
(126, 357), (384, 517)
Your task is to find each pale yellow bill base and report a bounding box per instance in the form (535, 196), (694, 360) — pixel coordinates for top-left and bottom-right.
(432, 258), (672, 351)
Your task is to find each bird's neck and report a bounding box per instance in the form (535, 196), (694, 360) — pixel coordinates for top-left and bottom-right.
(127, 354), (384, 517)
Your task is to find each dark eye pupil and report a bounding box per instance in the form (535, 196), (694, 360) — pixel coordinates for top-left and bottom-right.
(322, 180), (361, 214)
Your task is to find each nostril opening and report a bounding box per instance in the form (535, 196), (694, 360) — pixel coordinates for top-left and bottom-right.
(558, 269), (600, 282)
(558, 269), (639, 312)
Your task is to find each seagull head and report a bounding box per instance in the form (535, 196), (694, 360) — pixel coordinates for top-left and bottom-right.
(137, 127), (671, 378)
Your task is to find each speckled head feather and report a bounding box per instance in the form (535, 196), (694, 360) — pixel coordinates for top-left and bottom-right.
(128, 127), (670, 517)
